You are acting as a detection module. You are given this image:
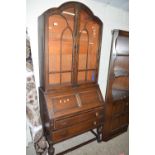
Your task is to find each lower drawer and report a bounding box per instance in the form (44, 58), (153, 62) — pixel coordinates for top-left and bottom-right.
(52, 118), (103, 143)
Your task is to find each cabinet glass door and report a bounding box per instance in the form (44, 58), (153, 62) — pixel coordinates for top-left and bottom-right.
(48, 7), (74, 85)
(77, 10), (100, 84)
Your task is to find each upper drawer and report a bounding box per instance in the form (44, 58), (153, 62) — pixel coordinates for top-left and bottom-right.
(54, 108), (104, 130)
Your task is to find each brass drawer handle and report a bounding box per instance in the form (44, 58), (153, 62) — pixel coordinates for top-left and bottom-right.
(95, 112), (99, 117)
(93, 121), (97, 125)
(126, 102), (128, 106)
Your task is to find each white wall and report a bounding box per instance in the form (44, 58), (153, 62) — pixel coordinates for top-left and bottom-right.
(26, 0), (129, 98)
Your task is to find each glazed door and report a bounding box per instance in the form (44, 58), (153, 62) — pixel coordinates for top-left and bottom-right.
(77, 9), (101, 84)
(46, 4), (102, 88)
(48, 7), (75, 86)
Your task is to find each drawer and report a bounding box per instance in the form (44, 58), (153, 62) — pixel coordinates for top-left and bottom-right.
(54, 109), (104, 130)
(52, 118), (102, 143)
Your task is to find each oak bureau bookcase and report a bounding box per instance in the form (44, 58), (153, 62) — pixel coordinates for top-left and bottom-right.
(38, 2), (104, 154)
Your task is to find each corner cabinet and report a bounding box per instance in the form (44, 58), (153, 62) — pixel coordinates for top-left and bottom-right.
(103, 30), (129, 141)
(38, 2), (104, 154)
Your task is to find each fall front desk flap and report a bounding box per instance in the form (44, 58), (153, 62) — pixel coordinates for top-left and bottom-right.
(45, 86), (104, 119)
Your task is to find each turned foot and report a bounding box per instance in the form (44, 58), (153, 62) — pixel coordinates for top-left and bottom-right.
(97, 126), (102, 143)
(48, 142), (55, 155)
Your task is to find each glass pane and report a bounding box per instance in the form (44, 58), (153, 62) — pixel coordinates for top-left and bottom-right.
(79, 10), (90, 32)
(86, 21), (100, 69)
(78, 31), (88, 70)
(78, 71), (86, 83)
(48, 15), (67, 72)
(78, 10), (90, 71)
(62, 29), (73, 71)
(49, 40), (60, 72)
(61, 72), (71, 84)
(87, 70), (96, 82)
(61, 7), (75, 31)
(49, 73), (60, 84)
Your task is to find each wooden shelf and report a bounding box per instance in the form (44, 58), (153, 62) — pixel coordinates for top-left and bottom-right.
(114, 69), (129, 78)
(115, 53), (129, 56)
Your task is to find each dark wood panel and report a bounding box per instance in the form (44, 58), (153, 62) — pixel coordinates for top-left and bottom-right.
(111, 117), (120, 131)
(112, 101), (124, 116)
(120, 113), (129, 127)
(79, 89), (101, 104)
(124, 100), (129, 113)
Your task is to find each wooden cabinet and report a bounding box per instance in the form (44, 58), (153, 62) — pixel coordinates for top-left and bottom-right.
(38, 2), (104, 154)
(103, 30), (129, 141)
